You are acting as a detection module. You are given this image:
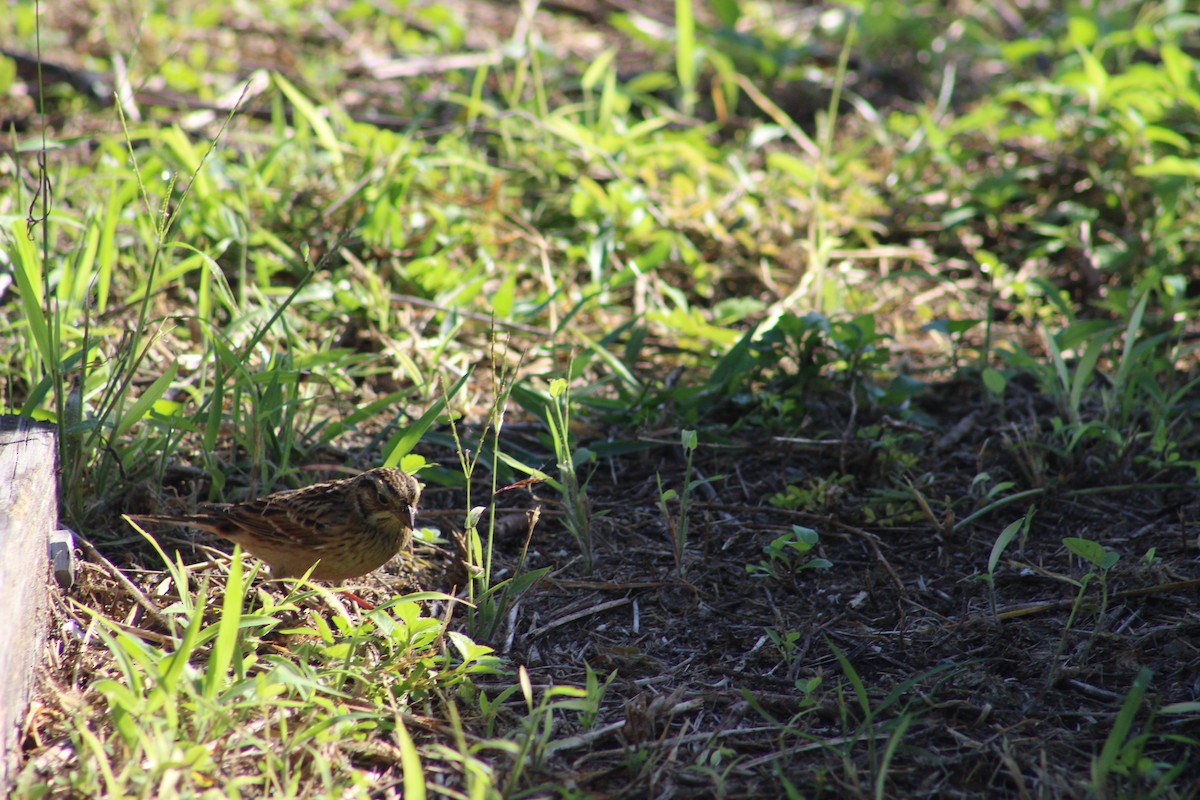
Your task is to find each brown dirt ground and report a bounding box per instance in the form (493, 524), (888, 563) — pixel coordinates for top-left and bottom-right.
(467, 385), (1200, 797)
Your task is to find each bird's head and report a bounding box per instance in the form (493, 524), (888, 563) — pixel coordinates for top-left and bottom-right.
(352, 468), (420, 529)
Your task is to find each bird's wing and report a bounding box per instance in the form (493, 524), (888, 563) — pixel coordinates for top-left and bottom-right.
(218, 486), (351, 552)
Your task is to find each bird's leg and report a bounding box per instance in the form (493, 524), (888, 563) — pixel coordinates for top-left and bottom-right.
(339, 589), (375, 610)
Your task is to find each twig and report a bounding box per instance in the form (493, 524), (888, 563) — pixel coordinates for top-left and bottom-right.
(526, 597), (630, 638)
(74, 534), (172, 630)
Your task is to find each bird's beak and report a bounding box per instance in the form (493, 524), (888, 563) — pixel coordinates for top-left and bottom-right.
(407, 506), (418, 529)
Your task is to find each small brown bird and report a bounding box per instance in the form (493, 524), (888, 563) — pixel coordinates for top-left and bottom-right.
(128, 467), (421, 581)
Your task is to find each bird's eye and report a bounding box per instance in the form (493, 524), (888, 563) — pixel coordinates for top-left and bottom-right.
(363, 474), (402, 507)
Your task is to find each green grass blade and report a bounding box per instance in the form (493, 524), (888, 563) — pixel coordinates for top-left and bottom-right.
(875, 713), (912, 800)
(94, 178), (124, 313)
(273, 73), (344, 166)
(8, 221), (51, 371)
(205, 548), (245, 699)
(828, 637), (870, 717)
(382, 372), (469, 467)
(114, 362), (178, 438)
(1095, 666), (1152, 782)
(988, 508), (1031, 576)
(1113, 291), (1148, 391)
(318, 389), (412, 446)
(675, 0), (697, 114)
(203, 361), (225, 456)
(155, 584), (208, 705)
(1068, 332), (1109, 422)
(396, 716), (427, 800)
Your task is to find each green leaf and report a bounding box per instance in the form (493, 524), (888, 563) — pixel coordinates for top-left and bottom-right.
(790, 525), (817, 544)
(492, 272), (517, 319)
(1063, 536), (1106, 567)
(988, 509), (1029, 575)
(114, 363), (179, 437)
(581, 48), (617, 92)
(496, 450), (561, 493)
(1133, 155), (1200, 178)
(710, 0), (741, 27)
(982, 367), (1007, 395)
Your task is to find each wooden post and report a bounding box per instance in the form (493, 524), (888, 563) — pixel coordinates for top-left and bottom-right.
(0, 416), (58, 790)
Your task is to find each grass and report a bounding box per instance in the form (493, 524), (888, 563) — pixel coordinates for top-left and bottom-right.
(4, 0), (1200, 797)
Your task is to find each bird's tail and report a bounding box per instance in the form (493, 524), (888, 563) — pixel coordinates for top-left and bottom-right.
(125, 513), (221, 533)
